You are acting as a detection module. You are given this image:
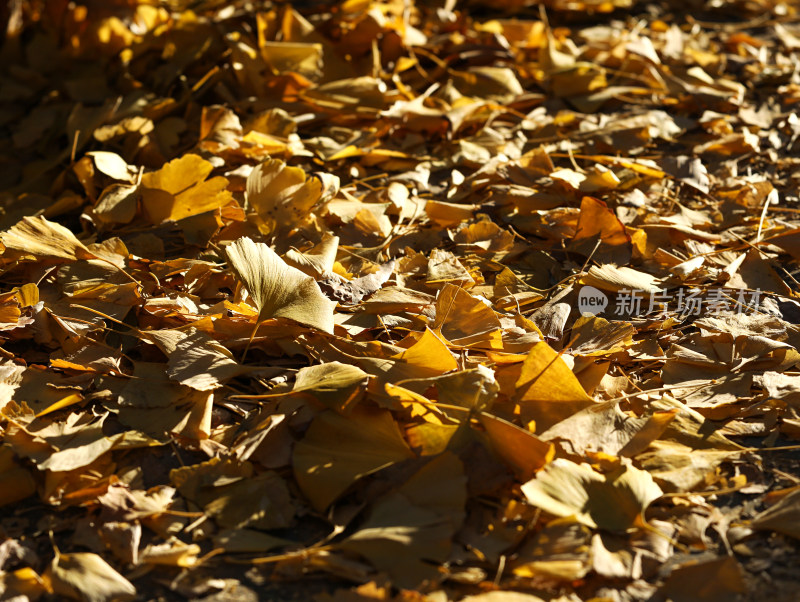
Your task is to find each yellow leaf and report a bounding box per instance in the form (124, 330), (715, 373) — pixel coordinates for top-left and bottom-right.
(479, 413), (554, 481)
(430, 283), (503, 349)
(260, 41), (323, 77)
(140, 154), (232, 223)
(293, 408), (415, 511)
(14, 282), (39, 307)
(406, 422), (460, 454)
(0, 567), (47, 600)
(225, 236), (336, 333)
(393, 327), (458, 375)
(568, 314), (635, 356)
(35, 393), (84, 418)
(569, 196), (631, 265)
(246, 159), (337, 235)
(0, 215), (93, 261)
(515, 342), (594, 432)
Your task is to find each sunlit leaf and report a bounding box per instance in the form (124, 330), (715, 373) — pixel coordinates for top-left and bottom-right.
(515, 342), (594, 432)
(140, 154), (233, 223)
(521, 458), (663, 531)
(226, 236), (336, 333)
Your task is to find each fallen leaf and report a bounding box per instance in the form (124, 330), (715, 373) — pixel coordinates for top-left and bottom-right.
(514, 342), (595, 432)
(226, 236), (336, 333)
(293, 408), (415, 511)
(0, 215), (93, 261)
(338, 452), (466, 588)
(521, 458), (663, 531)
(50, 550), (136, 602)
(140, 154), (233, 223)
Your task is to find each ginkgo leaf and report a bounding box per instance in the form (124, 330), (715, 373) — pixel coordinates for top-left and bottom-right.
(50, 550), (136, 602)
(139, 539), (201, 567)
(338, 452), (466, 588)
(292, 361), (369, 413)
(635, 440), (737, 492)
(93, 184), (139, 224)
(521, 458), (663, 531)
(87, 151), (134, 182)
(392, 364), (499, 412)
(479, 413), (554, 481)
(225, 236), (336, 333)
(293, 408), (415, 511)
(284, 234), (339, 278)
(569, 196), (631, 265)
(0, 215), (94, 261)
(568, 314), (635, 356)
(166, 329), (250, 391)
(247, 159), (338, 235)
(392, 327), (458, 375)
(540, 400), (676, 458)
(140, 154), (233, 223)
(430, 283), (503, 349)
(515, 342), (594, 432)
(581, 264), (660, 293)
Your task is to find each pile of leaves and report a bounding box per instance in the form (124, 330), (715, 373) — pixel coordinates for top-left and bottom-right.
(3, 0), (800, 600)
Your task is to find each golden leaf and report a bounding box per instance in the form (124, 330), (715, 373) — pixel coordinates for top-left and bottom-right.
(226, 236), (336, 333)
(140, 154), (232, 223)
(293, 408), (415, 511)
(0, 215), (93, 261)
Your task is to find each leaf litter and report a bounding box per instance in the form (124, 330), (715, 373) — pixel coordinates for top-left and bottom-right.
(4, 0), (800, 600)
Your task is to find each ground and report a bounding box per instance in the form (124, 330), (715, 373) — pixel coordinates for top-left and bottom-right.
(2, 0), (800, 601)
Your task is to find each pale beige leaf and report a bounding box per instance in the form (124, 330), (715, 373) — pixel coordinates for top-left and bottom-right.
(284, 234), (339, 278)
(87, 151), (134, 182)
(292, 361), (369, 413)
(581, 264), (660, 293)
(226, 236), (336, 333)
(0, 215), (93, 261)
(167, 329), (249, 391)
(51, 551), (136, 602)
(521, 458), (662, 531)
